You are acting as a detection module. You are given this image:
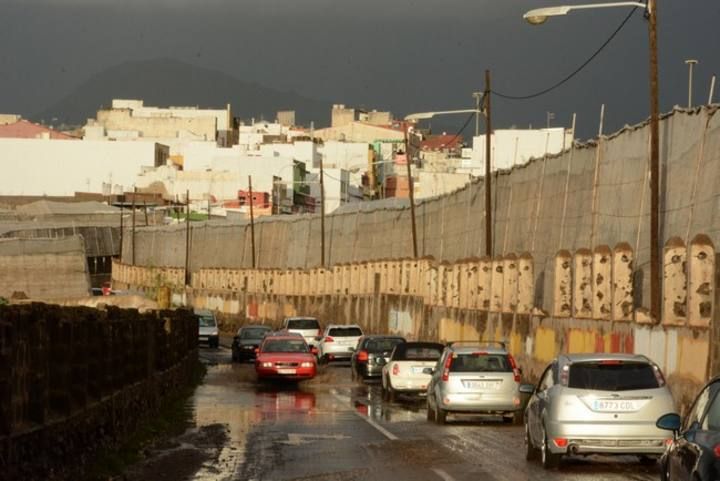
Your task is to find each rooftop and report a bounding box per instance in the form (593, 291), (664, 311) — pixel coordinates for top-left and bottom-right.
(0, 119), (77, 140)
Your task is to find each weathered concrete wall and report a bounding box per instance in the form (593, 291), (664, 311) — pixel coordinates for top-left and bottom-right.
(0, 237), (90, 299)
(124, 107), (720, 318)
(113, 236), (715, 410)
(0, 304), (197, 481)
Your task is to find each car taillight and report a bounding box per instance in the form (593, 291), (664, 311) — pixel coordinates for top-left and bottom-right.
(442, 355), (453, 381)
(357, 350), (369, 362)
(507, 354), (521, 383)
(392, 363), (400, 376)
(560, 364), (570, 386)
(713, 444), (720, 458)
(653, 364), (667, 387)
(553, 438), (568, 448)
(325, 336), (334, 343)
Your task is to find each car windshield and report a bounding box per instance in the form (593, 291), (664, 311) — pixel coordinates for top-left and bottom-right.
(263, 340), (308, 353)
(568, 362), (660, 391)
(450, 354), (512, 372)
(366, 338), (405, 352)
(198, 316), (216, 328)
(702, 390), (720, 431)
(328, 327), (362, 337)
(286, 319), (320, 330)
(240, 327), (270, 339)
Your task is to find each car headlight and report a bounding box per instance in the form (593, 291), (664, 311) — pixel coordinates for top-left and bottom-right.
(300, 362), (314, 368)
(261, 362), (273, 368)
(211, 329), (219, 336)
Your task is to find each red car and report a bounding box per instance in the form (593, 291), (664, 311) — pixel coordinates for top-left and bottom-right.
(255, 335), (318, 381)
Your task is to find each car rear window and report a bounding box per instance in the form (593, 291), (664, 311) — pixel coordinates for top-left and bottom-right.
(450, 354), (512, 373)
(328, 327), (363, 337)
(393, 343), (443, 361)
(241, 327), (270, 339)
(568, 362), (660, 391)
(286, 319), (320, 330)
(263, 339), (308, 353)
(366, 338), (405, 352)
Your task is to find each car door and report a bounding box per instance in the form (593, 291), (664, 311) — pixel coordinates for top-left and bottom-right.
(671, 381), (720, 480)
(529, 363), (556, 446)
(430, 350), (449, 403)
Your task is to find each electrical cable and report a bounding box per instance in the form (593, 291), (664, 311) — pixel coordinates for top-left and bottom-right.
(492, 6), (639, 101)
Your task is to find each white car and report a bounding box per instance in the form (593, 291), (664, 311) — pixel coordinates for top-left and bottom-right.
(381, 342), (444, 401)
(317, 324), (364, 363)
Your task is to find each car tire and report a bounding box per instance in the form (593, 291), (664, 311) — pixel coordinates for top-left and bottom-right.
(540, 424), (561, 469)
(436, 406), (447, 425)
(387, 385), (396, 403)
(231, 351), (238, 362)
(525, 424), (539, 461)
(512, 410), (524, 425)
(427, 404), (436, 422)
(639, 455), (658, 466)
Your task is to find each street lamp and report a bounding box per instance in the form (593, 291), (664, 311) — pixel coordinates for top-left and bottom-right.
(524, 0), (661, 321)
(685, 59), (698, 108)
(405, 95), (492, 257)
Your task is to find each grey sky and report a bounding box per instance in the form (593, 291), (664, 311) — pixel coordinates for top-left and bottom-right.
(1, 0), (718, 138)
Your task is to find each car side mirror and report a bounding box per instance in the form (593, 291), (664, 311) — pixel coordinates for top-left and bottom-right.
(519, 384), (535, 395)
(310, 346), (319, 355)
(254, 348), (260, 354)
(375, 357), (387, 366)
(656, 413), (682, 433)
(422, 367), (435, 375)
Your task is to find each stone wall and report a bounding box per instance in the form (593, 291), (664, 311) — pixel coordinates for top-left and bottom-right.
(0, 304), (197, 481)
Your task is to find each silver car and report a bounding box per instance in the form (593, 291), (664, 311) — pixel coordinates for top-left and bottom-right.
(282, 317), (322, 348)
(524, 353), (675, 469)
(426, 342), (524, 425)
(196, 309), (219, 348)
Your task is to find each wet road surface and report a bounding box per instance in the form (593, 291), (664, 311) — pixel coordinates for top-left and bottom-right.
(124, 347), (662, 481)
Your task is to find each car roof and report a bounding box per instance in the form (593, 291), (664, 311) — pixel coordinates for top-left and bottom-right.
(362, 335), (406, 340)
(285, 316), (318, 321)
(451, 345), (507, 355)
(559, 353), (651, 364)
(240, 324), (271, 330)
(326, 324), (362, 329)
(194, 309), (214, 316)
(266, 330), (304, 337)
(263, 334), (306, 342)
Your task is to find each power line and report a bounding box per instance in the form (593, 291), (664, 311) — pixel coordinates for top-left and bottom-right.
(492, 6), (640, 101)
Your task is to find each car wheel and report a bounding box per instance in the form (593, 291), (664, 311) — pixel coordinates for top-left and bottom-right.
(639, 455), (658, 466)
(435, 405), (447, 425)
(525, 424), (539, 461)
(512, 410), (524, 425)
(540, 424), (561, 469)
(387, 385), (396, 403)
(427, 404), (436, 422)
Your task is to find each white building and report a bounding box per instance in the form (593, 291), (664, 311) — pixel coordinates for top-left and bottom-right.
(465, 128), (573, 172)
(0, 138), (166, 196)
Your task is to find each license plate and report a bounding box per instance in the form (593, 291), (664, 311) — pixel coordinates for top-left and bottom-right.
(277, 369), (296, 375)
(465, 380), (500, 390)
(593, 399), (639, 412)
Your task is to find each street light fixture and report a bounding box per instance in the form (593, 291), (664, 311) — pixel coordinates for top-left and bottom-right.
(523, 0), (661, 322)
(523, 2), (646, 25)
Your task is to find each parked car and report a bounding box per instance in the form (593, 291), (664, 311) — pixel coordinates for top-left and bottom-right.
(351, 335), (406, 382)
(426, 341), (525, 425)
(231, 325), (272, 362)
(255, 334), (318, 382)
(656, 377), (720, 481)
(381, 342), (444, 401)
(282, 317), (322, 347)
(196, 309), (219, 348)
(524, 353), (674, 469)
(317, 324), (364, 363)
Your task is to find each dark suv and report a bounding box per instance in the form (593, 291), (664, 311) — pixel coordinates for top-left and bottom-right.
(351, 335), (406, 381)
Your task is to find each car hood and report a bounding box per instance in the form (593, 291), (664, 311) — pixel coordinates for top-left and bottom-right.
(257, 352), (315, 363)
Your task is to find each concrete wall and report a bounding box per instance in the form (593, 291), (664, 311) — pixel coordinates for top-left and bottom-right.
(0, 138), (164, 196)
(0, 237), (90, 299)
(124, 106), (720, 317)
(0, 304), (197, 480)
(112, 240), (717, 410)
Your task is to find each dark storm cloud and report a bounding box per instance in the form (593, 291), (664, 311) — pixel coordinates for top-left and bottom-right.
(1, 0), (718, 138)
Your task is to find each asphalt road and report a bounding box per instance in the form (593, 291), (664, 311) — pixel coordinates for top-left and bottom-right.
(123, 347), (662, 481)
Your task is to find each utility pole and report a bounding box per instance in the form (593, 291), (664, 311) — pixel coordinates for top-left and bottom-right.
(118, 202), (123, 263)
(648, 0), (660, 322)
(404, 126), (419, 258)
(685, 59), (698, 108)
(710, 75), (717, 105)
(185, 190), (191, 286)
(143, 200), (149, 226)
(248, 175), (257, 268)
(484, 69), (493, 258)
(319, 149), (326, 267)
(131, 187), (136, 266)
